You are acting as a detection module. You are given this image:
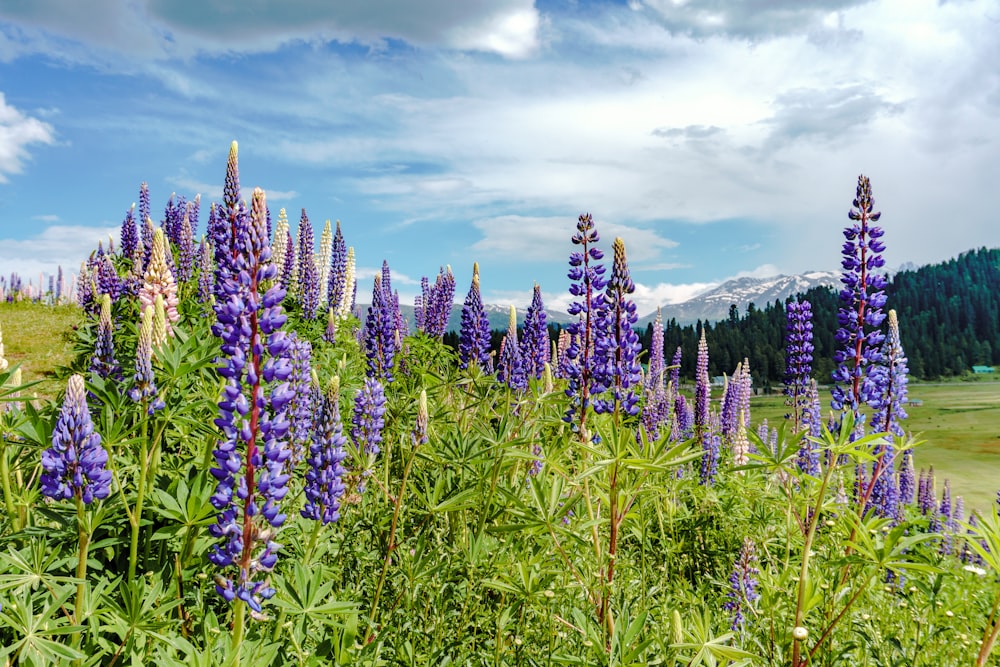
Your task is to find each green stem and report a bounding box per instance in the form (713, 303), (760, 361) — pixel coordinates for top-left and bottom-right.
(0, 442), (19, 532)
(975, 586), (1000, 667)
(128, 424), (150, 581)
(368, 448), (417, 633)
(228, 601), (245, 667)
(73, 496), (91, 655)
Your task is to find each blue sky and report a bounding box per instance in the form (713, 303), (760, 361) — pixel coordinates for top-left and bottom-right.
(1, 0), (998, 316)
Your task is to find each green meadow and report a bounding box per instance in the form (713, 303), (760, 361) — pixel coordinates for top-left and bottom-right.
(0, 301), (81, 398)
(750, 381), (1000, 511)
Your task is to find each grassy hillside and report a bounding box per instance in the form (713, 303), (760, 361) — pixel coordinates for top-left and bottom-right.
(0, 301), (82, 398)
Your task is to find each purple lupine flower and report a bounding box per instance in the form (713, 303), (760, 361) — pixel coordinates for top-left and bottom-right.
(897, 449), (915, 506)
(296, 209), (320, 319)
(496, 306), (528, 392)
(641, 307), (668, 442)
(326, 220), (347, 314)
(189, 194), (200, 238)
(163, 193), (182, 246)
(351, 377), (387, 456)
(56, 265), (63, 303)
(458, 263), (492, 371)
(796, 379), (822, 477)
(129, 305), (165, 412)
(784, 299), (814, 433)
(919, 467), (936, 516)
(832, 175), (888, 427)
(520, 283), (550, 379)
(40, 374), (111, 504)
(673, 393), (693, 441)
(280, 227), (296, 295)
(694, 330), (710, 437)
(176, 206), (196, 284)
(286, 333), (313, 465)
(139, 183), (153, 271)
(529, 444), (544, 476)
(428, 266), (456, 339)
(120, 204), (138, 261)
(207, 154), (293, 613)
(96, 254), (121, 302)
(414, 279), (427, 333)
(870, 310), (909, 437)
(870, 441), (899, 522)
(322, 308), (337, 344)
(554, 329), (573, 380)
(723, 538), (760, 631)
(938, 480), (954, 554)
(90, 294), (120, 381)
(563, 214), (607, 435)
(301, 377), (347, 525)
(197, 236), (212, 304)
(593, 238), (642, 417)
(364, 275), (397, 382)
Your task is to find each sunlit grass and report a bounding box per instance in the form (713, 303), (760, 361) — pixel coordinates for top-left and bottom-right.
(0, 301), (81, 399)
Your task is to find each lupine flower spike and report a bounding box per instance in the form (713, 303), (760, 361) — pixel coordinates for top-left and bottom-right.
(40, 374), (111, 504)
(458, 263), (492, 371)
(593, 237), (641, 417)
(723, 538), (760, 632)
(496, 305), (527, 392)
(139, 228), (180, 336)
(90, 294), (121, 381)
(301, 376), (348, 525)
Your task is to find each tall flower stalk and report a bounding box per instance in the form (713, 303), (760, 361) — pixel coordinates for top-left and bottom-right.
(208, 146), (293, 648)
(520, 283), (549, 379)
(593, 237), (641, 419)
(458, 263), (491, 372)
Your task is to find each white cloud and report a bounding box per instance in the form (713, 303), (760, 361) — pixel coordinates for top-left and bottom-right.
(32, 214), (59, 222)
(0, 92), (55, 182)
(0, 225), (119, 278)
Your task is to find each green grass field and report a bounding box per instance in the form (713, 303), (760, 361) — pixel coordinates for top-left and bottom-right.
(3, 299), (998, 510)
(751, 381), (1000, 511)
(0, 301), (82, 399)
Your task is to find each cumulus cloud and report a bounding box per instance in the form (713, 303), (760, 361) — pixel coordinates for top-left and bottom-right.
(0, 0), (541, 62)
(0, 92), (54, 182)
(0, 224), (119, 278)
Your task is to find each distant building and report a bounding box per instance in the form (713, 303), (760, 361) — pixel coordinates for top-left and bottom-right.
(909, 399), (924, 407)
(972, 365), (995, 374)
(711, 375), (726, 387)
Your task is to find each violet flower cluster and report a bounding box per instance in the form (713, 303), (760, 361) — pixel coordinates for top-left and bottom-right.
(285, 333), (313, 465)
(208, 147), (293, 614)
(592, 237), (642, 417)
(519, 283), (549, 380)
(832, 175), (888, 425)
(784, 299), (814, 433)
(351, 376), (387, 457)
(326, 220), (348, 314)
(641, 308), (669, 442)
(364, 274), (397, 382)
(496, 306), (528, 392)
(90, 293), (121, 381)
(301, 377), (348, 525)
(458, 263), (492, 371)
(297, 209), (320, 320)
(128, 307), (164, 413)
(563, 214), (606, 433)
(40, 374), (111, 504)
(416, 265), (456, 340)
(723, 538), (760, 632)
(120, 204), (138, 264)
(870, 309), (909, 437)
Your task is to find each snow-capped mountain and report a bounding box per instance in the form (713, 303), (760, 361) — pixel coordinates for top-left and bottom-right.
(637, 271), (841, 326)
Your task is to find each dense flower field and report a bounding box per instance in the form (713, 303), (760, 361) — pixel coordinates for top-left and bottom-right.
(1, 143), (998, 666)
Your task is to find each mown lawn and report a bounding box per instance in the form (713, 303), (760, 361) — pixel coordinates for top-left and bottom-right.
(0, 301), (82, 399)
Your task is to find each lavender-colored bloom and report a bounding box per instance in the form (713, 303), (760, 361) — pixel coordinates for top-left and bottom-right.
(208, 161), (293, 613)
(673, 393), (693, 441)
(641, 308), (669, 442)
(40, 374), (111, 504)
(870, 310), (909, 437)
(197, 236), (212, 304)
(90, 294), (120, 381)
(723, 538), (760, 631)
(128, 306), (164, 413)
(176, 206), (196, 284)
(301, 377), (347, 525)
(832, 175), (888, 425)
(351, 377), (387, 456)
(138, 182), (151, 245)
(364, 275), (397, 382)
(694, 330), (710, 437)
(520, 283), (550, 379)
(496, 306), (528, 392)
(938, 480), (954, 554)
(918, 467), (936, 516)
(898, 449), (915, 506)
(296, 209), (320, 319)
(120, 204), (138, 261)
(286, 333), (313, 464)
(323, 220), (346, 310)
(784, 299), (814, 432)
(870, 441), (899, 522)
(96, 254), (121, 302)
(458, 263), (492, 371)
(323, 308), (337, 344)
(563, 214), (606, 434)
(280, 227), (296, 295)
(796, 380), (822, 477)
(593, 238), (642, 417)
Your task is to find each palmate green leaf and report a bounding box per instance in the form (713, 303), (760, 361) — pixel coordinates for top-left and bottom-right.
(272, 561), (357, 620)
(100, 576), (184, 652)
(0, 586), (86, 665)
(0, 541), (82, 593)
